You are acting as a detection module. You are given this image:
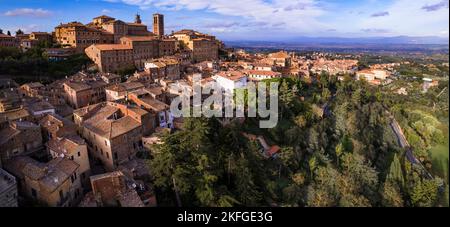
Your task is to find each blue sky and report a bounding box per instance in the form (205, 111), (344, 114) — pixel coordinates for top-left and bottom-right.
(0, 0), (448, 41)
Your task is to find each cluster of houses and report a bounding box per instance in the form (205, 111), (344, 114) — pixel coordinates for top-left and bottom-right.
(2, 36), (439, 207)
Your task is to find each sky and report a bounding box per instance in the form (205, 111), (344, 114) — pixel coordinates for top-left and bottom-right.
(0, 0), (448, 41)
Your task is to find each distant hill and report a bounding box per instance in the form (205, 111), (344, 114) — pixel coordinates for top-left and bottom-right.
(226, 36), (449, 45)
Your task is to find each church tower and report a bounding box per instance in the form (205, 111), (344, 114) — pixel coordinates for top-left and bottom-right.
(153, 13), (164, 37)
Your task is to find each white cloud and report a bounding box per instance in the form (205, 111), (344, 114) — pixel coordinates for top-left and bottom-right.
(4, 8), (53, 17)
(104, 0), (328, 34)
(359, 0), (449, 37)
(105, 0), (449, 38)
(101, 9), (112, 14)
(3, 24), (41, 34)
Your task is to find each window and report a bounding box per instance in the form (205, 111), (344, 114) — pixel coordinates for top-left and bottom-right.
(106, 152), (110, 159)
(114, 152), (118, 160)
(78, 152), (81, 157)
(81, 173), (85, 179)
(59, 190), (64, 201)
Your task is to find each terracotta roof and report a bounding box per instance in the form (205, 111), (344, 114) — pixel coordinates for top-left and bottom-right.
(106, 82), (144, 92)
(267, 145), (281, 157)
(100, 73), (121, 80)
(31, 32), (50, 35)
(0, 125), (20, 145)
(269, 51), (290, 59)
(91, 44), (132, 51)
(216, 71), (246, 81)
(246, 70), (282, 77)
(39, 158), (79, 192)
(39, 113), (77, 137)
(81, 103), (143, 139)
(56, 22), (85, 28)
(173, 29), (195, 35)
(138, 96), (169, 112)
(121, 36), (157, 42)
(3, 156), (34, 179)
(0, 34), (15, 38)
(127, 23), (147, 27)
(64, 80), (107, 92)
(0, 108), (30, 122)
(94, 15), (114, 19)
(22, 82), (44, 89)
(145, 86), (163, 96)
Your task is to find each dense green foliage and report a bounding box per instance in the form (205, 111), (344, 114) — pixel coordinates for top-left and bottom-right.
(148, 63), (448, 207)
(0, 46), (91, 84)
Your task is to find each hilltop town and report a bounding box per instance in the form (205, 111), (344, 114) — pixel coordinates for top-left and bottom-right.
(0, 12), (449, 208)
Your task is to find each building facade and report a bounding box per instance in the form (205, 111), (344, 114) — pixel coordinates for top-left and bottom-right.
(172, 30), (219, 63)
(73, 102), (153, 171)
(63, 79), (107, 109)
(0, 34), (19, 48)
(153, 14), (164, 37)
(0, 168), (18, 207)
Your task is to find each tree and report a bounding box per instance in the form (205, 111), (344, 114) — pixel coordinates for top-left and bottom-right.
(279, 80), (295, 118)
(411, 179), (439, 207)
(280, 146), (299, 171)
(7, 31), (11, 36)
(381, 181), (404, 207)
(0, 28), (3, 34)
(294, 115), (307, 128)
(322, 87), (331, 102)
(386, 154), (404, 187)
(234, 154), (263, 206)
(15, 29), (24, 35)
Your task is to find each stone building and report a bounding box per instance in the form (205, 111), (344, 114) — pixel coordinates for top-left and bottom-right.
(39, 113), (78, 141)
(54, 22), (114, 53)
(105, 82), (144, 101)
(20, 39), (40, 52)
(4, 156), (81, 207)
(80, 171), (144, 207)
(0, 168), (18, 207)
(84, 44), (134, 73)
(0, 108), (31, 124)
(73, 102), (152, 171)
(120, 36), (160, 69)
(0, 121), (43, 166)
(245, 70), (282, 81)
(100, 73), (122, 84)
(0, 33), (19, 48)
(172, 29), (219, 63)
(267, 51), (292, 68)
(159, 38), (177, 56)
(47, 135), (91, 189)
(29, 32), (53, 44)
(0, 88), (21, 112)
(85, 36), (177, 73)
(20, 82), (45, 98)
(88, 44), (134, 72)
(144, 57), (181, 80)
(128, 89), (173, 129)
(63, 78), (107, 109)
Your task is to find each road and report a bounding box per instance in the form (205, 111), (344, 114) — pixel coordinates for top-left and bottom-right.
(387, 111), (434, 179)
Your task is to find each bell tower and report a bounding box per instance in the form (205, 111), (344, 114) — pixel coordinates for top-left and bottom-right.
(153, 13), (164, 37)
